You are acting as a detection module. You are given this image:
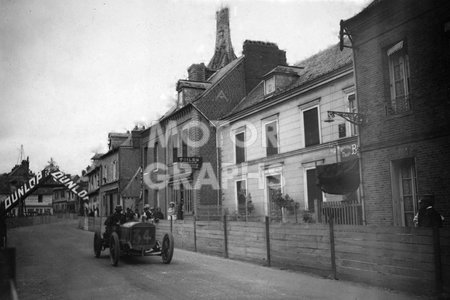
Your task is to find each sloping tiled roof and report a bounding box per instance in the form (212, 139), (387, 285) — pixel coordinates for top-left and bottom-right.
(192, 56), (245, 120)
(159, 56), (245, 123)
(205, 56), (243, 84)
(225, 43), (353, 117)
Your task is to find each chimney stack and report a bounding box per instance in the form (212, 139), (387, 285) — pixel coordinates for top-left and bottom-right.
(188, 63), (206, 81)
(207, 7), (237, 70)
(243, 40), (287, 94)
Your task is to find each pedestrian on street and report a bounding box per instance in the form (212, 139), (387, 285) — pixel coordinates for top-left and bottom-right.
(141, 204), (153, 222)
(167, 202), (176, 220)
(414, 195), (444, 228)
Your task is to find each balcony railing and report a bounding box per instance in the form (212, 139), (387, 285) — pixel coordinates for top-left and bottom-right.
(386, 95), (411, 115)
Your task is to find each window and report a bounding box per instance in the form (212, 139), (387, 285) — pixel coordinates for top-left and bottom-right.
(236, 180), (247, 215)
(112, 161), (117, 180)
(264, 77), (275, 95)
(38, 195), (43, 203)
(391, 158), (417, 227)
(387, 41), (410, 114)
(264, 120), (279, 156)
(144, 146), (148, 167)
(153, 142), (158, 163)
(182, 130), (188, 157)
(303, 107), (320, 147)
(235, 131), (246, 164)
(338, 123), (346, 138)
(172, 133), (179, 163)
(60, 191), (65, 198)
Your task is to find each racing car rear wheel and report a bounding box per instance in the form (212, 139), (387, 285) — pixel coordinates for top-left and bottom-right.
(109, 232), (120, 266)
(94, 231), (102, 258)
(161, 233), (174, 264)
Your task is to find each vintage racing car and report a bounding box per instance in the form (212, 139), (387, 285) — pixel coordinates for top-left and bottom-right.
(93, 220), (174, 266)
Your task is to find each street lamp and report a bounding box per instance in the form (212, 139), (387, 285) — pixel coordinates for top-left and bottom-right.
(324, 111), (365, 126)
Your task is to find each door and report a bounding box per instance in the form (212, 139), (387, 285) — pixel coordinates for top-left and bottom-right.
(306, 168), (322, 212)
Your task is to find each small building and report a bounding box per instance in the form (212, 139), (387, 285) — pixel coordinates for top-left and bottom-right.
(341, 0), (450, 226)
(98, 129), (142, 217)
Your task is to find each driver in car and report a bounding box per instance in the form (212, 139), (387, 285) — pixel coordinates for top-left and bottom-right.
(103, 205), (127, 240)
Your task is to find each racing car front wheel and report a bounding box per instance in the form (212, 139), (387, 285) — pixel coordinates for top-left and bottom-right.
(161, 232), (174, 264)
(109, 232), (120, 266)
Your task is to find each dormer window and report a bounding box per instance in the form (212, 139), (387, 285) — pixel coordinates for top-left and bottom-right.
(264, 77), (276, 95)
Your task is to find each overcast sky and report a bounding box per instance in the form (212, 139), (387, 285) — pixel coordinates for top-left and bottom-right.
(0, 0), (370, 175)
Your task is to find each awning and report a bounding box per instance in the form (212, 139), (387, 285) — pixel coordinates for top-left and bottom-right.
(316, 159), (360, 195)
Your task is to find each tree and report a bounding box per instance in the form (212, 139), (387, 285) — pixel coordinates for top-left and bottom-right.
(45, 158), (59, 171)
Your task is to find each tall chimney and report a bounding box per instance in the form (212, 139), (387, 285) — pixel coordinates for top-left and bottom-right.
(242, 40), (287, 94)
(207, 7), (237, 70)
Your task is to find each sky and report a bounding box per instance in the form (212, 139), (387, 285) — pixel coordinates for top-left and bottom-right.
(0, 0), (371, 175)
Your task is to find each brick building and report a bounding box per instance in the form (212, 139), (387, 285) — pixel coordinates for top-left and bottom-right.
(97, 129), (142, 217)
(141, 8), (286, 219)
(341, 0), (450, 226)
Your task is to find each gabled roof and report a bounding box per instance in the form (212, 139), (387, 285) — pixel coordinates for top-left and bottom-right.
(225, 43), (353, 118)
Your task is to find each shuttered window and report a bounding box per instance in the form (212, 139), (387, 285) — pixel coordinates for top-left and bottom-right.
(303, 107), (320, 147)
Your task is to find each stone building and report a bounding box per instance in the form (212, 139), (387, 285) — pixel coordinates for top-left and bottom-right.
(218, 43), (359, 221)
(341, 0), (450, 226)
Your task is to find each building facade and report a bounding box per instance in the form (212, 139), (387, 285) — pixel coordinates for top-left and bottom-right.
(219, 44), (359, 221)
(98, 130), (142, 217)
(141, 8), (287, 219)
(342, 0), (450, 226)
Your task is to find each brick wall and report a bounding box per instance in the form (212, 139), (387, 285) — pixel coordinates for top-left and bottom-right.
(346, 0), (450, 226)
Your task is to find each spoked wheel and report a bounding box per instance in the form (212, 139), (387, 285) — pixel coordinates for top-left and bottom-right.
(94, 231), (102, 258)
(161, 233), (174, 264)
(109, 232), (120, 266)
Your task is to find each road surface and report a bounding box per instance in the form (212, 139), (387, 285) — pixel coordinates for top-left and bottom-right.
(7, 221), (427, 300)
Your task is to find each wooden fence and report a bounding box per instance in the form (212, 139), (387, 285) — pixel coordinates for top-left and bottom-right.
(155, 217), (449, 295)
(79, 216), (449, 295)
(317, 200), (363, 225)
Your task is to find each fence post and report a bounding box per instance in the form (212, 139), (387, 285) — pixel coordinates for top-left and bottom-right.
(314, 199), (322, 223)
(432, 224), (443, 294)
(265, 216), (271, 267)
(223, 213), (228, 258)
(193, 215), (197, 252)
(329, 213), (337, 279)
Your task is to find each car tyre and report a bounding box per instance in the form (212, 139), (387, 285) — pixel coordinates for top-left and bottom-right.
(110, 232), (120, 266)
(161, 233), (174, 264)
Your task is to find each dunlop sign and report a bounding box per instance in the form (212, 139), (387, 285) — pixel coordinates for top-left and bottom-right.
(1, 169), (89, 213)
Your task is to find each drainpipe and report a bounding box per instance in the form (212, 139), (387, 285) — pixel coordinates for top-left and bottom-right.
(345, 22), (367, 225)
